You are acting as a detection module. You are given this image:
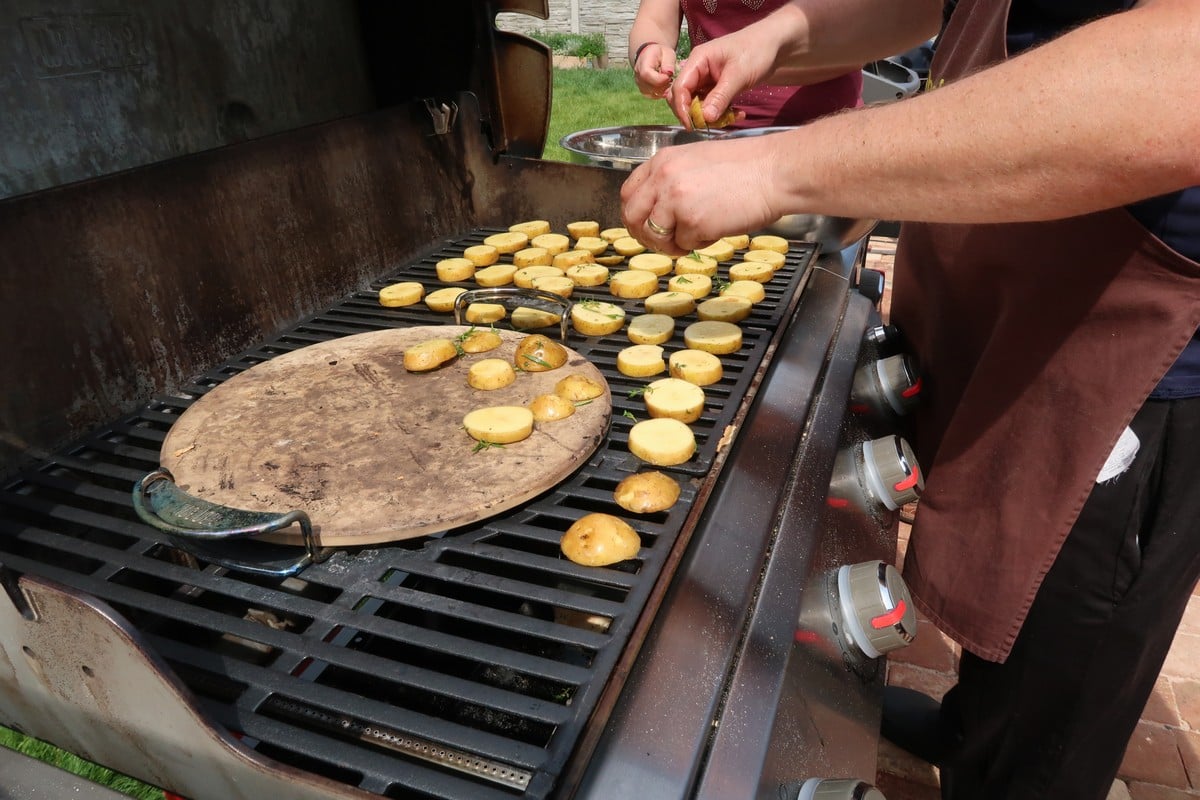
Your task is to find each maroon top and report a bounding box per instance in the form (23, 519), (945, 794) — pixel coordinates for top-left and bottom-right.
(680, 0), (863, 127)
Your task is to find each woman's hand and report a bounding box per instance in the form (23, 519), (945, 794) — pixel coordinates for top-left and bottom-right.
(620, 137), (790, 256)
(633, 42), (678, 99)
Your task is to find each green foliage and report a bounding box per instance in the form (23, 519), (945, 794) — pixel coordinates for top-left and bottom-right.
(677, 29), (692, 59)
(1, 726), (165, 798)
(542, 67), (679, 162)
(527, 29), (606, 58)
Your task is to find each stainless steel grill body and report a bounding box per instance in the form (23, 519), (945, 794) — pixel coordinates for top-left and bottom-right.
(0, 3), (902, 798)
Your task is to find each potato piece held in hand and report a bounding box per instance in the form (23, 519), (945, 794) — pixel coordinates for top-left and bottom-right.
(689, 96), (737, 129)
(529, 393), (576, 422)
(614, 471), (682, 514)
(462, 406), (534, 445)
(404, 338), (459, 372)
(515, 333), (569, 372)
(560, 512), (641, 567)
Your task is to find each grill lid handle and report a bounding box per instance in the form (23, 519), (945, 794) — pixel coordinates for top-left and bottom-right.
(132, 468), (331, 577)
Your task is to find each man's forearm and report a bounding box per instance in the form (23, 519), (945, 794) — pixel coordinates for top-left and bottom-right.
(771, 0), (1200, 223)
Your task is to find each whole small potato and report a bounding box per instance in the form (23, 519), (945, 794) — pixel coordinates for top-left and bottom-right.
(514, 333), (569, 372)
(529, 393), (576, 422)
(555, 374), (605, 402)
(560, 512), (641, 567)
(614, 471), (682, 514)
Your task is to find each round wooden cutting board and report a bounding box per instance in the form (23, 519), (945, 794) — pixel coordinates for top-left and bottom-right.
(160, 326), (611, 546)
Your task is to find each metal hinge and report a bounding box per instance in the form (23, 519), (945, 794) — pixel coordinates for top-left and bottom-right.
(424, 98), (459, 135)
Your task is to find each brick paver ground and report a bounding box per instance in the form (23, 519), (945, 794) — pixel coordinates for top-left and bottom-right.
(867, 235), (1200, 798)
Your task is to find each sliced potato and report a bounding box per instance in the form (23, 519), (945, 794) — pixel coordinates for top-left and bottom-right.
(513, 265), (564, 289)
(617, 344), (667, 378)
(689, 95), (737, 129)
(529, 393), (577, 422)
(475, 264), (518, 287)
(531, 232), (571, 255)
(513, 247), (552, 268)
(378, 281), (424, 308)
(674, 252), (718, 277)
(667, 272), (713, 299)
(511, 306), (562, 331)
(555, 374), (606, 402)
(697, 239), (736, 262)
(600, 226), (630, 242)
(721, 280), (767, 304)
(509, 219), (552, 238)
(560, 512), (641, 567)
(462, 405), (534, 445)
(514, 334), (568, 372)
(531, 275), (575, 298)
(610, 269), (659, 299)
(749, 234), (789, 254)
(644, 290), (696, 318)
(464, 244), (500, 266)
(457, 327), (503, 353)
(595, 254), (626, 267)
(574, 236), (610, 256)
(567, 220), (601, 239)
(484, 231), (529, 254)
(743, 249), (786, 270)
(684, 320), (744, 354)
(552, 249), (596, 269)
(613, 236), (647, 257)
(644, 377), (705, 423)
(404, 338), (459, 372)
(436, 257), (476, 282)
(697, 295), (753, 323)
(722, 234), (751, 250)
(571, 300), (626, 336)
(566, 263), (610, 287)
(728, 261), (775, 284)
(425, 286), (469, 313)
(614, 471), (681, 514)
(627, 313), (675, 345)
(467, 358), (517, 391)
(465, 302), (507, 324)
(668, 349), (723, 386)
(628, 252), (674, 276)
(628, 417), (696, 466)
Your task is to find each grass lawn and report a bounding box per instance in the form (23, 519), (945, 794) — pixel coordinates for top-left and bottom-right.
(1, 725), (165, 798)
(0, 65), (665, 799)
(542, 66), (679, 162)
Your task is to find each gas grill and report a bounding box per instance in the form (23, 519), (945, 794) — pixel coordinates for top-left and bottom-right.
(0, 3), (922, 800)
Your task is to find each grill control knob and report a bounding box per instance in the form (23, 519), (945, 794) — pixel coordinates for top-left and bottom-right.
(837, 560), (917, 658)
(850, 353), (921, 417)
(796, 778), (887, 800)
(861, 435), (923, 510)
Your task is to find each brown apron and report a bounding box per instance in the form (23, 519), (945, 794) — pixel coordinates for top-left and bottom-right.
(892, 0), (1200, 662)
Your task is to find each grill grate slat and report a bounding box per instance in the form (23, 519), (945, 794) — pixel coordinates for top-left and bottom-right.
(0, 228), (817, 799)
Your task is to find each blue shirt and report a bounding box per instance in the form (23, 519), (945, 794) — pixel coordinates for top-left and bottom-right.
(1007, 0), (1200, 398)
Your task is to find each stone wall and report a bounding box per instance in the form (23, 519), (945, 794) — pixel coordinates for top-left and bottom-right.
(496, 0), (642, 65)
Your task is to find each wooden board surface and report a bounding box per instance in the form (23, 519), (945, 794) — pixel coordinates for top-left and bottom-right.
(161, 326), (611, 546)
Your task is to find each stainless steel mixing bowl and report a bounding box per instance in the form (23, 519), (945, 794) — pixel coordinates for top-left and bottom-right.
(560, 124), (876, 251)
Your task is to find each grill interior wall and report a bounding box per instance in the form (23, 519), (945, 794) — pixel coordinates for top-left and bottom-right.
(0, 0), (566, 481)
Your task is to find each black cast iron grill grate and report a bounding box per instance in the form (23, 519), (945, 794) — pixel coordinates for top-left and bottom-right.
(0, 228), (817, 799)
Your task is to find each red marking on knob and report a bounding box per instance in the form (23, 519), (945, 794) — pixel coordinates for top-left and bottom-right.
(901, 376), (923, 398)
(894, 468), (920, 492)
(871, 599), (908, 629)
